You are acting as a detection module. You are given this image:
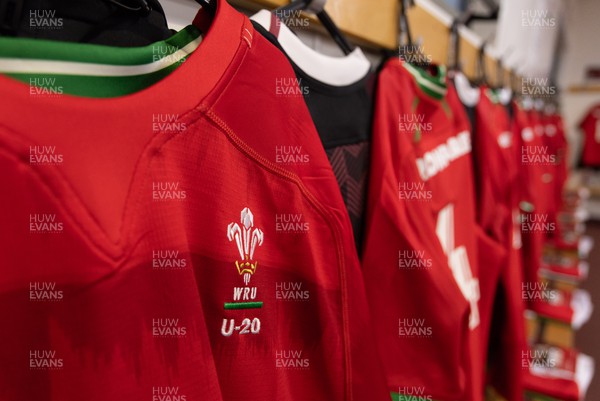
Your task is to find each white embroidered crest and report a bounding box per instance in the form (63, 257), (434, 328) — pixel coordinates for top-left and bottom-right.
(227, 208), (264, 285)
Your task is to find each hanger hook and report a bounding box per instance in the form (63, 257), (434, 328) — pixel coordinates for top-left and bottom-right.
(449, 18), (461, 71)
(478, 41), (488, 85)
(306, 0), (326, 14)
(105, 0), (151, 14)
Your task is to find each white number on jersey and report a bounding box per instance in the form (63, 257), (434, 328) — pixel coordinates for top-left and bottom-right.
(436, 204), (480, 329)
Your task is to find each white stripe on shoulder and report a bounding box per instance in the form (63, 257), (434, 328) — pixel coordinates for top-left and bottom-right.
(0, 36), (202, 77)
(403, 63), (446, 96)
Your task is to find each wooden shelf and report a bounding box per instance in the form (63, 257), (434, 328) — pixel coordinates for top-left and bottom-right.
(228, 0), (399, 50)
(568, 84), (600, 93)
(406, 0), (505, 83)
(229, 0), (528, 87)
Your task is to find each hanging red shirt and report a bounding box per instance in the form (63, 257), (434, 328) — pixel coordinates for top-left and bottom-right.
(0, 1), (389, 400)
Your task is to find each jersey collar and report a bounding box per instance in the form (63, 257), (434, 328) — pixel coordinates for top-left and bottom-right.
(402, 62), (447, 101)
(250, 9), (371, 87)
(0, 26), (202, 97)
(0, 0), (247, 109)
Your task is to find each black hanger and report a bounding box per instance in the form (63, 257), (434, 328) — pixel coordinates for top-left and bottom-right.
(448, 18), (461, 72)
(496, 58), (504, 88)
(0, 0), (173, 46)
(380, 0), (416, 71)
(0, 0), (154, 36)
(193, 0), (216, 14)
(398, 0), (430, 67)
(0, 0), (24, 34)
(510, 71), (521, 101)
(275, 0), (354, 55)
(476, 41), (488, 86)
(399, 0), (414, 48)
(106, 0), (151, 13)
(462, 2), (499, 27)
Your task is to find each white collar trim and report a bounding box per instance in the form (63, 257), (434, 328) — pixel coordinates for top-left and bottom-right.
(453, 71), (480, 106)
(251, 10), (370, 87)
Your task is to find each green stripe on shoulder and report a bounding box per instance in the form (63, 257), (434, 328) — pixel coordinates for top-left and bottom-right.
(402, 62), (447, 100)
(7, 67), (181, 98)
(0, 26), (201, 97)
(486, 88), (501, 104)
(0, 25), (201, 66)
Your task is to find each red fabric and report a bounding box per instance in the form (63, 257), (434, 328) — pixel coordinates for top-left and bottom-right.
(544, 113), (569, 214)
(524, 374), (581, 401)
(512, 104), (545, 294)
(512, 104), (534, 208)
(0, 1), (389, 400)
(513, 106), (551, 214)
(527, 109), (556, 217)
(470, 89), (526, 401)
(363, 58), (477, 401)
(578, 103), (600, 167)
(490, 227), (527, 401)
(449, 88), (508, 390)
(471, 90), (514, 245)
(540, 262), (585, 281)
(529, 288), (574, 324)
(523, 345), (584, 401)
(539, 112), (569, 245)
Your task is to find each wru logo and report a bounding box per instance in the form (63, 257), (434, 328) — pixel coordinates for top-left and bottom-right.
(227, 208), (264, 285)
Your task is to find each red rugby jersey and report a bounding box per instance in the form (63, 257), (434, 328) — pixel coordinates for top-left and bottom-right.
(363, 58), (479, 401)
(578, 103), (600, 167)
(0, 1), (389, 400)
(468, 87), (526, 401)
(552, 113), (568, 205)
(529, 109), (558, 220)
(542, 112), (569, 224)
(524, 344), (594, 401)
(429, 77), (483, 401)
(454, 83), (511, 374)
(512, 103), (547, 294)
